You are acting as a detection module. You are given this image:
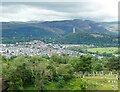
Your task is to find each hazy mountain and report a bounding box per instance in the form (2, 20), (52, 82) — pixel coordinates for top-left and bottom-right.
(1, 19), (118, 46)
(2, 19), (109, 38)
(100, 21), (118, 32)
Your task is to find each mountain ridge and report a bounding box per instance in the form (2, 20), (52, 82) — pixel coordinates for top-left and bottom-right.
(1, 19), (118, 46)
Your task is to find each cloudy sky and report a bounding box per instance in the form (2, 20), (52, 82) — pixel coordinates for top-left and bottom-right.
(1, 0), (119, 22)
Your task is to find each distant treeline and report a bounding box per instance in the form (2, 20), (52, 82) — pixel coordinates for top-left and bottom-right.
(2, 32), (118, 47)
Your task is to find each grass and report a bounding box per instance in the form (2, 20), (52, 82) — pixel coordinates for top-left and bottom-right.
(67, 46), (119, 57)
(44, 74), (118, 90)
(24, 74), (119, 90)
(43, 78), (85, 90)
(86, 47), (118, 56)
(83, 74), (118, 90)
(87, 47), (118, 53)
(45, 75), (118, 90)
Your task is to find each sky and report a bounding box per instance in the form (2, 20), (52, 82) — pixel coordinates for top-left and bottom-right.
(1, 0), (119, 22)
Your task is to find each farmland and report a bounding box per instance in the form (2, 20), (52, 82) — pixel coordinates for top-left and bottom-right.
(66, 46), (119, 57)
(87, 47), (118, 54)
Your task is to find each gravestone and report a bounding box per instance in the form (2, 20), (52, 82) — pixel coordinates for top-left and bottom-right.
(116, 75), (118, 80)
(93, 71), (95, 76)
(99, 71), (101, 76)
(109, 71), (113, 76)
(83, 75), (85, 78)
(112, 80), (114, 83)
(101, 71), (103, 75)
(96, 71), (98, 76)
(101, 84), (103, 86)
(113, 80), (116, 83)
(108, 80), (110, 83)
(110, 71), (112, 75)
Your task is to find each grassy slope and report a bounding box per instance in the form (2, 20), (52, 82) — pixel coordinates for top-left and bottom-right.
(24, 75), (118, 90)
(83, 75), (118, 90)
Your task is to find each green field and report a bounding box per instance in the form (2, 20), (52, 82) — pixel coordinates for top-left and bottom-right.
(86, 47), (118, 56)
(67, 46), (119, 56)
(87, 47), (118, 53)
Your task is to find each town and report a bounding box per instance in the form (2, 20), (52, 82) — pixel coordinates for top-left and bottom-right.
(0, 40), (86, 57)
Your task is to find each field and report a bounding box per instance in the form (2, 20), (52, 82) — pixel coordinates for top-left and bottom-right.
(66, 46), (119, 56)
(87, 47), (118, 53)
(86, 47), (118, 56)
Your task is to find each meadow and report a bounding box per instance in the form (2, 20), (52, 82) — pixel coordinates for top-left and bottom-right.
(86, 47), (118, 54)
(67, 46), (119, 57)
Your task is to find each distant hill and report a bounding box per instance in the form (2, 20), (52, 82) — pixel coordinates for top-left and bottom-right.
(100, 21), (118, 32)
(58, 32), (117, 46)
(1, 19), (118, 46)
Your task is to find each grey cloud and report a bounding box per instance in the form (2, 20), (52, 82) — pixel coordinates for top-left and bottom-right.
(1, 1), (118, 22)
(2, 2), (102, 13)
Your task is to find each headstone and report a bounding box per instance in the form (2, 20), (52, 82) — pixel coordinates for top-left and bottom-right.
(83, 75), (85, 78)
(101, 71), (103, 75)
(112, 80), (114, 83)
(96, 71), (98, 75)
(116, 75), (118, 80)
(104, 76), (107, 82)
(101, 84), (103, 86)
(112, 85), (115, 88)
(99, 71), (101, 76)
(108, 80), (110, 83)
(110, 71), (112, 75)
(93, 71), (95, 76)
(113, 80), (116, 83)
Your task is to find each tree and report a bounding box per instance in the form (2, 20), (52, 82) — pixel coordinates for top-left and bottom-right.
(56, 64), (74, 81)
(8, 63), (33, 90)
(74, 55), (93, 73)
(107, 57), (120, 71)
(93, 63), (104, 71)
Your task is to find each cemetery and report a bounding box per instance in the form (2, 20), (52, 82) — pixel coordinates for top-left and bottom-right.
(79, 71), (119, 90)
